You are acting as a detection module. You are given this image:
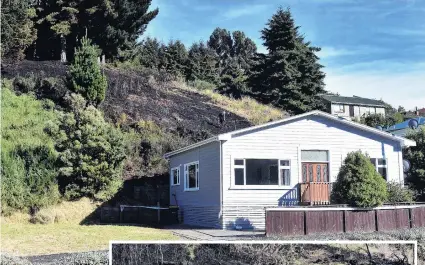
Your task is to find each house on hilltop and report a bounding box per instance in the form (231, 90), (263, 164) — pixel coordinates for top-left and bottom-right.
(320, 94), (387, 119)
(163, 110), (415, 230)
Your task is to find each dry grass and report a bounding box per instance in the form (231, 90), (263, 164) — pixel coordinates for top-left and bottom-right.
(1, 198), (98, 225)
(173, 81), (286, 125)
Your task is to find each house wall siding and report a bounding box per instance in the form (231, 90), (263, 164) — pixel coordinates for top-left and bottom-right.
(169, 142), (221, 228)
(221, 115), (403, 230)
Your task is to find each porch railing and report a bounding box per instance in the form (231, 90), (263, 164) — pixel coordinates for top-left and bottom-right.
(300, 182), (333, 205)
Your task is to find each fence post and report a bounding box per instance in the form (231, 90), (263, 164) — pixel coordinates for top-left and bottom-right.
(408, 208), (413, 228)
(374, 209), (379, 232)
(157, 201), (161, 225)
(342, 210), (346, 232)
(303, 211), (307, 235)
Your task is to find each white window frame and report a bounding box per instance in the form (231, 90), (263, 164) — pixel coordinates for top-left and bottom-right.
(184, 161), (199, 191)
(370, 158), (388, 180)
(231, 157), (292, 189)
(170, 166), (180, 186)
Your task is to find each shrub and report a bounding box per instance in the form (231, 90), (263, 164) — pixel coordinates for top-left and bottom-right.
(187, 79), (216, 91)
(29, 211), (55, 224)
(404, 127), (425, 201)
(386, 182), (415, 203)
(46, 93), (126, 201)
(1, 81), (60, 215)
(69, 36), (107, 106)
(57, 251), (108, 265)
(331, 151), (388, 207)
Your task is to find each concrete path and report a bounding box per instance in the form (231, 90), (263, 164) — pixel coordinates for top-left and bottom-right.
(164, 224), (265, 241)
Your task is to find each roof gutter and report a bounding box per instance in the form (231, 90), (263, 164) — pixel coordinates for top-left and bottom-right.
(163, 136), (219, 159)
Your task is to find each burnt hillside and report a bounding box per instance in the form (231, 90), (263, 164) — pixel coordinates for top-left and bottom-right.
(1, 60), (252, 138)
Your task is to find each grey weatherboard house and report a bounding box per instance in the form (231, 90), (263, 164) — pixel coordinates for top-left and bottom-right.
(321, 94), (387, 119)
(164, 110), (416, 230)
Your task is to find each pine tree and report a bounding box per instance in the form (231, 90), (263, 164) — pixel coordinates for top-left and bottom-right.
(1, 0), (37, 60)
(248, 7), (326, 114)
(217, 59), (248, 99)
(163, 40), (188, 78)
(186, 42), (220, 84)
(69, 36), (107, 106)
(208, 27), (233, 73)
(139, 37), (162, 70)
(31, 0), (158, 60)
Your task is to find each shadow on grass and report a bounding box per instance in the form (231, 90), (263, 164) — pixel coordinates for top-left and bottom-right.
(79, 174), (170, 226)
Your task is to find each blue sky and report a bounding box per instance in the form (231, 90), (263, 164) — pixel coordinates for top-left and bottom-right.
(144, 0), (425, 110)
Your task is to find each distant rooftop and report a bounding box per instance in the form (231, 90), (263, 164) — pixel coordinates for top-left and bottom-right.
(386, 117), (425, 132)
(321, 94), (387, 107)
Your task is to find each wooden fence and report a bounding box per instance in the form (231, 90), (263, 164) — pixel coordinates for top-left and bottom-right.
(265, 205), (425, 237)
(101, 205), (179, 226)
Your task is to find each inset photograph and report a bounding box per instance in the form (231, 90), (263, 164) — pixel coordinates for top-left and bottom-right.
(111, 242), (417, 265)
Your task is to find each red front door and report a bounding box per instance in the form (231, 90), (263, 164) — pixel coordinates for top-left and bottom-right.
(302, 163), (329, 183)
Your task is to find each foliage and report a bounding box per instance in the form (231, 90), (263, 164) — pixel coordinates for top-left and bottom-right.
(31, 0), (158, 60)
(248, 7), (326, 114)
(386, 182), (415, 203)
(217, 59), (249, 99)
(45, 93), (126, 201)
(1, 81), (60, 215)
(187, 79), (216, 91)
(69, 36), (107, 106)
(162, 40), (188, 78)
(360, 113), (404, 128)
(121, 119), (190, 178)
(0, 0), (37, 60)
(404, 127), (425, 201)
(331, 151), (388, 207)
(186, 41), (220, 84)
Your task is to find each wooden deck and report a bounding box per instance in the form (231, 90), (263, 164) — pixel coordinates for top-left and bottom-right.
(300, 182), (333, 205)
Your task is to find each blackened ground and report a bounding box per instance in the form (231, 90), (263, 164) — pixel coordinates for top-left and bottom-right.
(1, 60), (252, 139)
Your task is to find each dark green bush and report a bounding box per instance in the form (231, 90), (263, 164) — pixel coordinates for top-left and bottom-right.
(69, 36), (107, 106)
(331, 151), (388, 207)
(46, 93), (126, 201)
(386, 182), (415, 203)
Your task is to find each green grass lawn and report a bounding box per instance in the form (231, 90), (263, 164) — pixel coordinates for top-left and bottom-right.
(1, 223), (178, 256)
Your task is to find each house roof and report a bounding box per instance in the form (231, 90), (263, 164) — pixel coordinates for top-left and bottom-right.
(320, 94), (387, 107)
(386, 117), (425, 132)
(164, 110), (416, 158)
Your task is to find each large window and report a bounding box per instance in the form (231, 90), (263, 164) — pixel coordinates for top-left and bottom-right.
(233, 159), (291, 186)
(171, 166), (180, 186)
(370, 158), (387, 180)
(184, 161), (199, 191)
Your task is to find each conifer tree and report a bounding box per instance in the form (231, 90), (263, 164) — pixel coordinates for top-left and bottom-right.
(186, 42), (220, 84)
(248, 7), (326, 114)
(69, 36), (107, 106)
(163, 40), (188, 78)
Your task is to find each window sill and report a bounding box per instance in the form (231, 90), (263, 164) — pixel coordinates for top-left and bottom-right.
(229, 185), (293, 190)
(171, 184), (180, 186)
(184, 188), (199, 192)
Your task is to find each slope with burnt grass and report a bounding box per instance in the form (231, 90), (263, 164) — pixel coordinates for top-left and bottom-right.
(1, 60), (286, 140)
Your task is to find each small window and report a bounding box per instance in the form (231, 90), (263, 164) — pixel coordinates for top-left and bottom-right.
(370, 158), (387, 180)
(184, 161), (199, 191)
(171, 167), (180, 186)
(233, 159), (291, 186)
(301, 150), (329, 162)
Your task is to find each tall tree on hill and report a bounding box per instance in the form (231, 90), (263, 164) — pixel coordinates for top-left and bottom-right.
(186, 42), (220, 84)
(208, 28), (233, 73)
(163, 40), (188, 78)
(231, 30), (257, 72)
(1, 0), (37, 60)
(218, 58), (248, 99)
(248, 7), (326, 114)
(138, 37), (162, 70)
(30, 0), (158, 61)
